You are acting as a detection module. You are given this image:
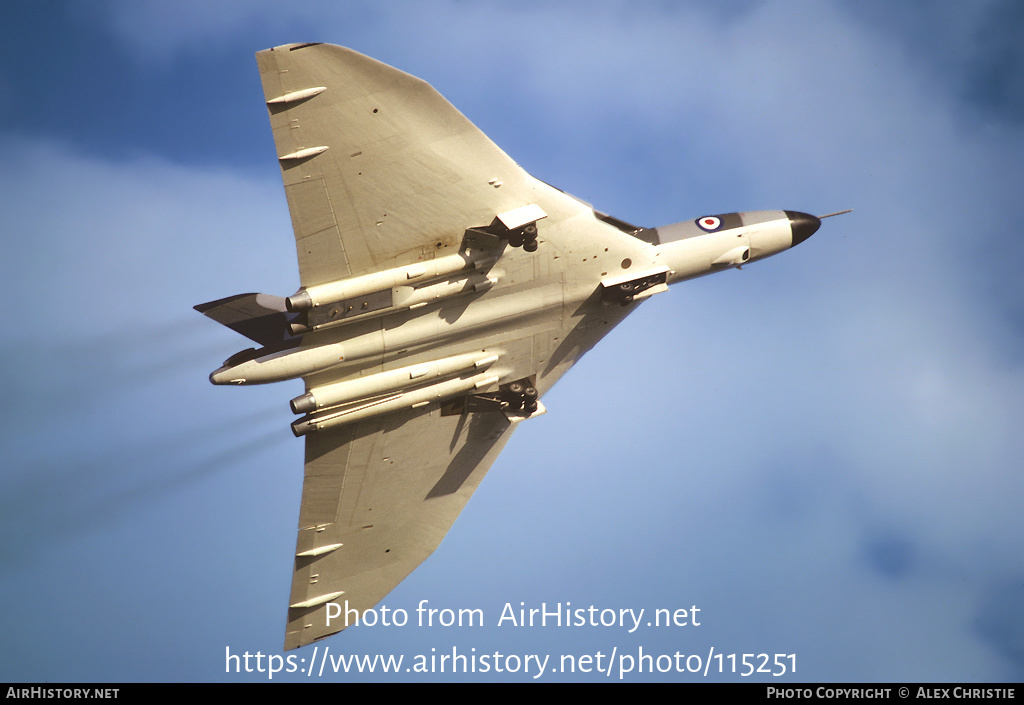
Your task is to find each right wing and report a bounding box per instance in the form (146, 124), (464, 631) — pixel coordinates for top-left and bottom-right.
(285, 404), (515, 651)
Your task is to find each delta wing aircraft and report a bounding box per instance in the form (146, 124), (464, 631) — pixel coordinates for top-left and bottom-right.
(196, 43), (840, 651)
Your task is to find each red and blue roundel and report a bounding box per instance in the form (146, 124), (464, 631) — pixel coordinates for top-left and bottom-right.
(696, 215), (722, 232)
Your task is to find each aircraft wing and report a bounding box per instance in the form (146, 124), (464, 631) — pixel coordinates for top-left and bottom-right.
(285, 405), (515, 650)
(256, 43), (595, 287)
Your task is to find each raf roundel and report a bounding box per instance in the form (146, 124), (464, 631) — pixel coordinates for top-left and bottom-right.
(696, 215), (722, 232)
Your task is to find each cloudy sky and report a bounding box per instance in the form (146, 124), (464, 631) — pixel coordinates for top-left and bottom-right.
(1, 0), (1022, 683)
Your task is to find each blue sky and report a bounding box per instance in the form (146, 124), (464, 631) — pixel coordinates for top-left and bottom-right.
(1, 0), (1022, 683)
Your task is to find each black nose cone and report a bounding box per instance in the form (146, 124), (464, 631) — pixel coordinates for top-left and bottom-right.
(785, 211), (821, 247)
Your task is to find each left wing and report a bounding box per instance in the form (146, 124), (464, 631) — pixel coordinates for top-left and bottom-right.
(256, 43), (598, 288)
(285, 404), (515, 650)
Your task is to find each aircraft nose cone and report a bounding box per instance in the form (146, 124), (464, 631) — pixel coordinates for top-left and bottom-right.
(785, 211), (821, 247)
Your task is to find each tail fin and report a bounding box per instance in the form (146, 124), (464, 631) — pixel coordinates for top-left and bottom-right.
(194, 293), (295, 347)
